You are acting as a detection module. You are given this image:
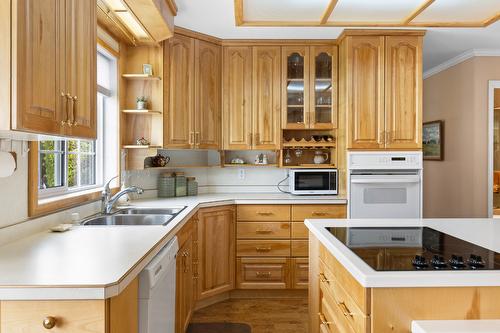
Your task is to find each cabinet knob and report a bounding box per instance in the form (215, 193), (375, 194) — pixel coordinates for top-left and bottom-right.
(43, 316), (57, 329)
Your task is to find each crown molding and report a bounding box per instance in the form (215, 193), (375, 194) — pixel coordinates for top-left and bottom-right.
(424, 48), (500, 79)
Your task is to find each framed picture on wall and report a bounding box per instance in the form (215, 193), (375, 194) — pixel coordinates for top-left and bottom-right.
(423, 120), (444, 161)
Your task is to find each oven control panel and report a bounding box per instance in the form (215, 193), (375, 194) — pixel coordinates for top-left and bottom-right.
(348, 151), (422, 170)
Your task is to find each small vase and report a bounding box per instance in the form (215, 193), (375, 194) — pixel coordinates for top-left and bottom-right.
(137, 101), (146, 110)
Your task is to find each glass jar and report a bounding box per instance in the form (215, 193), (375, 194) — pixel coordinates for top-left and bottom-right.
(158, 172), (175, 198)
(175, 172), (187, 197)
(187, 177), (198, 196)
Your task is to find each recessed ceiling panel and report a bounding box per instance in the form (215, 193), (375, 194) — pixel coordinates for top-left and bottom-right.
(329, 0), (425, 23)
(244, 0), (331, 21)
(413, 0), (500, 23)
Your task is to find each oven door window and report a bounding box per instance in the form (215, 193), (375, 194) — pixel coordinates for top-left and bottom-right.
(294, 172), (330, 191)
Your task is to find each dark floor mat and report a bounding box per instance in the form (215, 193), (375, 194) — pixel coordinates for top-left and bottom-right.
(187, 322), (251, 333)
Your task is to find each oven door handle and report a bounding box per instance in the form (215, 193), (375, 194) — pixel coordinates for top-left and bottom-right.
(351, 177), (420, 184)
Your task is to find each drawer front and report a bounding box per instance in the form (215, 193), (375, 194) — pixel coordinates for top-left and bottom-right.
(0, 300), (106, 333)
(320, 245), (370, 314)
(292, 258), (309, 289)
(291, 240), (309, 257)
(237, 205), (291, 221)
(237, 240), (291, 257)
(291, 222), (308, 239)
(237, 222), (291, 239)
(292, 204), (347, 221)
(236, 258), (290, 289)
(320, 283), (355, 333)
(319, 261), (369, 333)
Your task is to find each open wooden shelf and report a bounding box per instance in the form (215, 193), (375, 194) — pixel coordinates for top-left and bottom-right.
(122, 74), (161, 80)
(287, 105), (305, 108)
(145, 165), (220, 170)
(282, 164), (336, 169)
(122, 109), (162, 114)
(223, 163), (278, 168)
(122, 145), (162, 149)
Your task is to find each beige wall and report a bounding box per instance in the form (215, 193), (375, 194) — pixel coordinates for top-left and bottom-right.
(423, 57), (500, 217)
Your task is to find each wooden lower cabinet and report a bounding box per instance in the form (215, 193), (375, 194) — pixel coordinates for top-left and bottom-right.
(176, 224), (195, 333)
(291, 258), (309, 289)
(236, 257), (290, 289)
(0, 278), (138, 333)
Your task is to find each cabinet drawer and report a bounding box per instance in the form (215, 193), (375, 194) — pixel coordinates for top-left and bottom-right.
(237, 205), (291, 221)
(236, 258), (290, 289)
(292, 205), (346, 221)
(320, 245), (370, 314)
(320, 283), (355, 333)
(319, 261), (369, 333)
(237, 240), (290, 257)
(291, 240), (309, 257)
(0, 300), (106, 333)
(291, 222), (309, 239)
(237, 222), (290, 239)
(291, 258), (308, 289)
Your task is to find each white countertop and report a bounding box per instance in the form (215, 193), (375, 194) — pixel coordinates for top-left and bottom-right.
(412, 320), (500, 333)
(306, 218), (500, 288)
(0, 193), (346, 300)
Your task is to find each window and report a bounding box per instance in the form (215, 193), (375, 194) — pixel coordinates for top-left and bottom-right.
(35, 45), (118, 204)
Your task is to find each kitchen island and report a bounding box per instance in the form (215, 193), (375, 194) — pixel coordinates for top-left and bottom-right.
(306, 218), (500, 333)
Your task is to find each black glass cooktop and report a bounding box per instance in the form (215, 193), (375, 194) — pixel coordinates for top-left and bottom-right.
(326, 227), (500, 271)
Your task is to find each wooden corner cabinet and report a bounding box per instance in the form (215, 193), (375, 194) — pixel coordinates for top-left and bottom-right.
(164, 33), (221, 149)
(282, 45), (338, 130)
(1, 0), (97, 138)
(341, 32), (423, 150)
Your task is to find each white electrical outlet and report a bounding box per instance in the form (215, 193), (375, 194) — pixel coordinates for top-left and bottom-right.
(238, 168), (245, 180)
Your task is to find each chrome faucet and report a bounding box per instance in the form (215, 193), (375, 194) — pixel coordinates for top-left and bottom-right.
(101, 176), (144, 214)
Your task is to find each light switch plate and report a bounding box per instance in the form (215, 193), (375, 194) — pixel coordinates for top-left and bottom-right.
(238, 168), (245, 180)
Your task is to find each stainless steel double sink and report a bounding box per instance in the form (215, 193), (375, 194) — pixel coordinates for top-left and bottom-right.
(81, 207), (186, 226)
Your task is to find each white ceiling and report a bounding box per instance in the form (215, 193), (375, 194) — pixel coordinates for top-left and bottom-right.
(174, 0), (500, 71)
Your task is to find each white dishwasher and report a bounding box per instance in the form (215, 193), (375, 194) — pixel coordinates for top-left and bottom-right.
(139, 237), (179, 333)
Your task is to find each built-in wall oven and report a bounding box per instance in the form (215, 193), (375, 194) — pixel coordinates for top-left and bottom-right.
(348, 152), (422, 218)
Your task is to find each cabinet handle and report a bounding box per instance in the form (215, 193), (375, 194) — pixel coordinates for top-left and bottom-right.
(379, 131), (384, 143)
(189, 132), (194, 145)
(318, 313), (332, 326)
(257, 212), (273, 216)
(255, 271), (272, 278)
(195, 132), (200, 147)
(255, 229), (273, 234)
(319, 272), (332, 284)
(312, 212), (328, 217)
(255, 133), (260, 145)
(338, 301), (354, 318)
(255, 247), (271, 252)
(60, 92), (67, 126)
(43, 316), (57, 329)
(71, 95), (78, 126)
(249, 133), (253, 146)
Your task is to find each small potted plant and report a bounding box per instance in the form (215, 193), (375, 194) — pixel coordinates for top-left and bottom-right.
(136, 96), (147, 110)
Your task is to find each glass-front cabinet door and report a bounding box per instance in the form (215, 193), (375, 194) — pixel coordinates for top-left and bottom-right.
(282, 47), (310, 129)
(310, 46), (337, 129)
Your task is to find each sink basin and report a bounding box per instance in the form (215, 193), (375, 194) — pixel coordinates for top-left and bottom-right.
(115, 207), (186, 215)
(82, 214), (174, 226)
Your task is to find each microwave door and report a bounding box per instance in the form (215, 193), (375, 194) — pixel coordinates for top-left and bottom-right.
(293, 171), (336, 194)
(350, 175), (420, 218)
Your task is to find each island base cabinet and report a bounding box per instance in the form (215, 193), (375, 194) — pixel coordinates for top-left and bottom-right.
(0, 278), (138, 333)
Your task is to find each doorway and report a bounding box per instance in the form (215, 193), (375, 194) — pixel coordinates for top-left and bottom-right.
(488, 81), (500, 217)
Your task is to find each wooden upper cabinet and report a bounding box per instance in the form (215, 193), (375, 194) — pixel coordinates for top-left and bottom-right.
(165, 35), (195, 148)
(15, 0), (66, 135)
(310, 46), (337, 130)
(195, 40), (221, 149)
(345, 36), (385, 149)
(223, 47), (253, 150)
(385, 36), (422, 149)
(13, 0), (96, 138)
(282, 46), (310, 130)
(252, 47), (281, 150)
(65, 0), (97, 138)
(197, 206), (235, 300)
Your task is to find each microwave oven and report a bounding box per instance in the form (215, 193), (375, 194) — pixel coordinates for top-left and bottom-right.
(289, 169), (338, 195)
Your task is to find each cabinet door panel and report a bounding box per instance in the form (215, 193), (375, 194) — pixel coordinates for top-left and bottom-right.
(385, 36), (422, 150)
(166, 35), (195, 148)
(66, 0), (97, 138)
(195, 40), (221, 149)
(15, 0), (65, 135)
(346, 36), (385, 149)
(197, 206), (235, 300)
(223, 47), (252, 149)
(252, 46), (281, 149)
(310, 46), (337, 129)
(176, 233), (193, 333)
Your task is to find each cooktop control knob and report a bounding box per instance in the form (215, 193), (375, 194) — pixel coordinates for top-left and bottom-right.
(467, 254), (485, 269)
(449, 255), (466, 269)
(430, 255), (447, 269)
(412, 255), (429, 269)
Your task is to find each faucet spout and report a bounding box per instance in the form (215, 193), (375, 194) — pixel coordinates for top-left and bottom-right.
(102, 186), (144, 214)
